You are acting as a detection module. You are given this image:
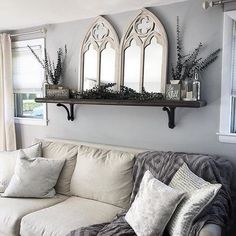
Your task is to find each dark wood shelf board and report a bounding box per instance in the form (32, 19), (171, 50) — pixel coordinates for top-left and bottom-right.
(35, 98), (206, 129)
(35, 98), (206, 108)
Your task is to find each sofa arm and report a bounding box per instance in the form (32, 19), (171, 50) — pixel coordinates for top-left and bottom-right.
(199, 224), (222, 236)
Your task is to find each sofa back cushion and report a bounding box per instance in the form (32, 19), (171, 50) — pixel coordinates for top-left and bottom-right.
(35, 139), (78, 196)
(0, 143), (42, 193)
(70, 145), (135, 209)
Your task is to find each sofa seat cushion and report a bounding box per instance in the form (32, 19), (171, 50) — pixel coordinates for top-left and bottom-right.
(20, 196), (124, 236)
(0, 194), (67, 236)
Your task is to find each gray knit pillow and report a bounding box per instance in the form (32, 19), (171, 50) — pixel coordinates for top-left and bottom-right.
(167, 163), (221, 236)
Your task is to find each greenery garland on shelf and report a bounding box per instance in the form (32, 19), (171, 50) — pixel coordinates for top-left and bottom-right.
(73, 83), (163, 101)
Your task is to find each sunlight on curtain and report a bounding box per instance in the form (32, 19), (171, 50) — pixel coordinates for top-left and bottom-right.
(0, 34), (16, 151)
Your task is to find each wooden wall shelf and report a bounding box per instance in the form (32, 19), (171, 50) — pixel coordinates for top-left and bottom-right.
(35, 98), (207, 129)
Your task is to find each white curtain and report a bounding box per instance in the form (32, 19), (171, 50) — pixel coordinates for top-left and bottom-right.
(0, 33), (16, 151)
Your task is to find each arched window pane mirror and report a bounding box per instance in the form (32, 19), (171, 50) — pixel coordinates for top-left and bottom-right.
(100, 42), (116, 85)
(124, 39), (142, 91)
(121, 9), (168, 93)
(80, 16), (119, 91)
(83, 44), (98, 90)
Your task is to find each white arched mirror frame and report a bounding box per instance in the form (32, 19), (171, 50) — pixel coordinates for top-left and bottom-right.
(80, 16), (119, 91)
(120, 9), (168, 93)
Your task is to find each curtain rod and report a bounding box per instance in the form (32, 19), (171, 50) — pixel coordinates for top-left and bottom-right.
(10, 28), (47, 37)
(203, 0), (236, 10)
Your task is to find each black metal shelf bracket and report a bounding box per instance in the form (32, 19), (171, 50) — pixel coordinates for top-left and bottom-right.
(57, 103), (75, 121)
(162, 107), (176, 129)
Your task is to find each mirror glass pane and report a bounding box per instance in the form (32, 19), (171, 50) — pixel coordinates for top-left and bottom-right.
(100, 42), (116, 86)
(143, 37), (163, 92)
(124, 39), (141, 91)
(83, 44), (98, 90)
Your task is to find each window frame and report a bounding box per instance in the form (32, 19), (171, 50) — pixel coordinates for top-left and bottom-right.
(12, 38), (48, 126)
(218, 11), (236, 143)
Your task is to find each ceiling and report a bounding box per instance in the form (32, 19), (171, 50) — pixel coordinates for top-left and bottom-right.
(0, 0), (187, 31)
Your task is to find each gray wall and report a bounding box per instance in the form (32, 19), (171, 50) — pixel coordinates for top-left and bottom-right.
(225, 2), (236, 12)
(16, 0), (236, 163)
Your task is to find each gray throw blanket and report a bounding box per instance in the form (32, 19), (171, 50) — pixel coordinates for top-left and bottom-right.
(68, 151), (233, 236)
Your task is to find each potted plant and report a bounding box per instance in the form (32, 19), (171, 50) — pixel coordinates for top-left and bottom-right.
(170, 17), (220, 101)
(28, 45), (69, 98)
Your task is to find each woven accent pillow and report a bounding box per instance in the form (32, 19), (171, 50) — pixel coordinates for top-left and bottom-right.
(125, 170), (185, 236)
(167, 163), (221, 236)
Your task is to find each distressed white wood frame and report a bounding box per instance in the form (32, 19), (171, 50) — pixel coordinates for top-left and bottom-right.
(120, 8), (168, 93)
(80, 16), (119, 91)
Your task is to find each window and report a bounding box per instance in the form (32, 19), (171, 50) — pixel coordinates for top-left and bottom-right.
(12, 38), (47, 125)
(231, 21), (236, 133)
(219, 11), (236, 143)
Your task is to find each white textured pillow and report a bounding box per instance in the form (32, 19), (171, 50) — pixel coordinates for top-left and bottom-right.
(167, 163), (222, 236)
(2, 151), (65, 198)
(125, 170), (185, 236)
(70, 145), (135, 209)
(0, 143), (42, 192)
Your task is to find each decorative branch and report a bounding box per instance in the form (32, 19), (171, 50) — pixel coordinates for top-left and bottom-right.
(27, 45), (67, 85)
(171, 17), (220, 80)
(176, 16), (184, 81)
(27, 46), (45, 69)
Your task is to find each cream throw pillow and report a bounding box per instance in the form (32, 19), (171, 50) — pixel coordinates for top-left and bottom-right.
(0, 143), (42, 192)
(167, 163), (222, 236)
(125, 170), (185, 236)
(70, 145), (135, 209)
(2, 151), (65, 198)
(35, 139), (78, 196)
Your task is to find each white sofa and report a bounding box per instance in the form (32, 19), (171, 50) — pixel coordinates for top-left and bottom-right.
(0, 138), (222, 236)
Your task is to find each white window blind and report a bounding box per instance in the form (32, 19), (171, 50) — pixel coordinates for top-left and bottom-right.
(12, 38), (44, 92)
(231, 21), (236, 96)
